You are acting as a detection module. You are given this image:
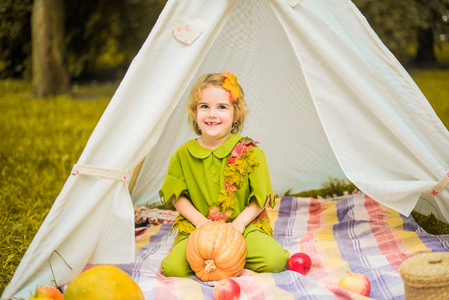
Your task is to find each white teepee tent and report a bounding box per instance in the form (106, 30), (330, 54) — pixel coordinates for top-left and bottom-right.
(3, 0), (449, 298)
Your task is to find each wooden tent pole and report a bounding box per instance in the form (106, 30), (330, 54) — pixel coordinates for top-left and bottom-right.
(128, 159), (145, 193)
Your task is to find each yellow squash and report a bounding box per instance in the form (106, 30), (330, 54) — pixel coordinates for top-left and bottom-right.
(64, 265), (144, 299)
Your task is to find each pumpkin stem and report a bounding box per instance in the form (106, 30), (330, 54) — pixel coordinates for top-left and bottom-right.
(204, 259), (217, 273)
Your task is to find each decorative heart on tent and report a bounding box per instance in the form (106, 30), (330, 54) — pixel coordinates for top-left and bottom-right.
(285, 0), (302, 7)
(172, 18), (206, 45)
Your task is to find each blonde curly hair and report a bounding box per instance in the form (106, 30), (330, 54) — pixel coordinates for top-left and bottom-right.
(187, 73), (249, 135)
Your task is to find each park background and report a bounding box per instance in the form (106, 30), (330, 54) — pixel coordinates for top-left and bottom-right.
(1, 0), (449, 296)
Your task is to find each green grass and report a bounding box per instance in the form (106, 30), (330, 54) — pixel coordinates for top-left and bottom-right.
(408, 69), (449, 130)
(0, 69), (448, 296)
(411, 211), (449, 235)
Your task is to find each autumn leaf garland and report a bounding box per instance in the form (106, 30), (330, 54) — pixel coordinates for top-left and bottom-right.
(171, 215), (196, 234)
(208, 138), (259, 223)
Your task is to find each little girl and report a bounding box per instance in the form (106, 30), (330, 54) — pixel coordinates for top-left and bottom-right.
(160, 72), (289, 277)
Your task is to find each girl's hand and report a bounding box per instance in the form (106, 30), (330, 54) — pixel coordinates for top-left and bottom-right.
(230, 221), (245, 234)
(173, 195), (209, 228)
(230, 197), (263, 234)
(196, 219), (211, 229)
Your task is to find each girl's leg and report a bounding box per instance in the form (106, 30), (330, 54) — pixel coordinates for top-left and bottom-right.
(161, 236), (195, 277)
(244, 229), (289, 273)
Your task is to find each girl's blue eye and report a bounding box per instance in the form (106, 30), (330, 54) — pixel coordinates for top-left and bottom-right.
(218, 105), (226, 110)
(199, 104), (208, 109)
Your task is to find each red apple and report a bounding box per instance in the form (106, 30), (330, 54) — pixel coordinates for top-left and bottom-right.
(287, 252), (312, 275)
(213, 278), (240, 300)
(338, 272), (371, 296)
(32, 285), (64, 300)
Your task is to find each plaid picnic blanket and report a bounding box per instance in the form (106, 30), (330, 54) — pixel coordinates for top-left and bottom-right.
(119, 194), (449, 299)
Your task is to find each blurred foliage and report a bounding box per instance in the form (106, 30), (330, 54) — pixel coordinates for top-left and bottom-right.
(352, 0), (449, 62)
(64, 0), (166, 80)
(0, 0), (33, 78)
(2, 0), (449, 81)
(0, 0), (166, 80)
(286, 177), (357, 199)
(411, 211), (449, 235)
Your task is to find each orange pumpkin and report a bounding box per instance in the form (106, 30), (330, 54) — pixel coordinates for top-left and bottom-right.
(186, 221), (247, 281)
(64, 265), (144, 300)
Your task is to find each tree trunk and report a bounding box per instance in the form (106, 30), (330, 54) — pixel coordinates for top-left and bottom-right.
(416, 28), (437, 64)
(32, 0), (70, 97)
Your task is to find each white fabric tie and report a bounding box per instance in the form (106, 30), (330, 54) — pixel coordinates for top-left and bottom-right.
(426, 169), (449, 197)
(71, 164), (130, 182)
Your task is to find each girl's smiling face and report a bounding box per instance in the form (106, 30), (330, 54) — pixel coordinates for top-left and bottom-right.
(196, 85), (235, 148)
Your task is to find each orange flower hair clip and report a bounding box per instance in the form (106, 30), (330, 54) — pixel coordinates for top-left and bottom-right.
(221, 72), (240, 101)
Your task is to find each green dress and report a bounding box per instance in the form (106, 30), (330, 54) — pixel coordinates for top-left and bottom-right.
(159, 134), (289, 277)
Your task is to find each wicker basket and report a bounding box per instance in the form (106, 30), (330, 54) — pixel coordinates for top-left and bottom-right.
(400, 252), (449, 300)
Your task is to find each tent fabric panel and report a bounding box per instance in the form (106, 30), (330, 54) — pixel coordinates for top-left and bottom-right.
(270, 0), (449, 217)
(1, 176), (133, 299)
